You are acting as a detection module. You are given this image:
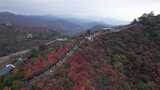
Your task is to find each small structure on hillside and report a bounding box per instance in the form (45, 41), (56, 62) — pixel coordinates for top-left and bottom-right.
(56, 38), (68, 41)
(102, 27), (113, 33)
(26, 33), (33, 39)
(0, 64), (15, 76)
(15, 57), (24, 66)
(2, 22), (13, 27)
(102, 27), (112, 30)
(85, 36), (91, 41)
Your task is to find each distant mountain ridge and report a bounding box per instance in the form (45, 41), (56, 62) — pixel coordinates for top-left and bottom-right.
(0, 12), (126, 35)
(0, 12), (82, 34)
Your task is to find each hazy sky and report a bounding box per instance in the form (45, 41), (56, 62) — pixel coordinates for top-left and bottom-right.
(0, 0), (160, 21)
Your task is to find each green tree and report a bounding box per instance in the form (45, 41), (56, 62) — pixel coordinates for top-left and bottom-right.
(138, 81), (151, 90)
(12, 80), (24, 90)
(97, 74), (109, 90)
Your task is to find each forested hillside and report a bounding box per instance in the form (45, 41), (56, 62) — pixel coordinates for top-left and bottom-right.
(0, 13), (160, 90)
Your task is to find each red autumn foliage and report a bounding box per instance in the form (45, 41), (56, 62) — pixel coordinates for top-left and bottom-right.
(24, 57), (46, 78)
(152, 64), (160, 83)
(47, 50), (56, 64)
(23, 43), (73, 78)
(67, 52), (94, 90)
(34, 76), (64, 90)
(99, 65), (118, 78)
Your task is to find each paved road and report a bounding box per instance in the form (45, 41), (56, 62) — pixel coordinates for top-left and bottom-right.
(45, 40), (57, 45)
(0, 39), (63, 65)
(0, 49), (31, 65)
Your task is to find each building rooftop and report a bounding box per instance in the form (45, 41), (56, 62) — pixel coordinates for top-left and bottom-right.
(0, 64), (15, 76)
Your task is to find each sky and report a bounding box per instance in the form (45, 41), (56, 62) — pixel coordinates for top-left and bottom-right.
(0, 0), (160, 21)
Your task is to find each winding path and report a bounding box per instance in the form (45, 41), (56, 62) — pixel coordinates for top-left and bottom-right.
(30, 44), (79, 83)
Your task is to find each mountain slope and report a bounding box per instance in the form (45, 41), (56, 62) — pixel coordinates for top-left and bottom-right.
(0, 13), (160, 90)
(29, 13), (160, 90)
(0, 24), (61, 57)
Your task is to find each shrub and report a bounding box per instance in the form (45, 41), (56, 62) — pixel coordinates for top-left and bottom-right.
(12, 80), (24, 90)
(2, 75), (14, 86)
(30, 49), (39, 58)
(112, 54), (128, 64)
(112, 61), (123, 70)
(61, 77), (73, 90)
(97, 74), (109, 90)
(138, 81), (151, 90)
(38, 45), (47, 51)
(0, 72), (24, 90)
